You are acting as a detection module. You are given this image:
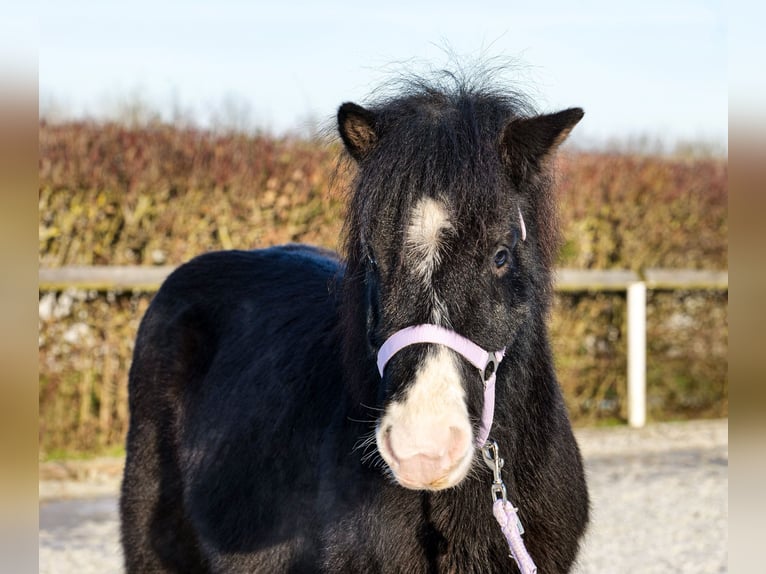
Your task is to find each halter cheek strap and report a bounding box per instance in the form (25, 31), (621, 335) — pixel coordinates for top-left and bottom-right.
(376, 324), (506, 447)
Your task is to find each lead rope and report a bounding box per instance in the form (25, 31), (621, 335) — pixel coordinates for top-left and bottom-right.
(481, 440), (537, 574)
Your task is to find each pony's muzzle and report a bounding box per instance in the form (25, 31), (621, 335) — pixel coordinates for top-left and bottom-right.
(378, 423), (472, 490)
(374, 346), (477, 490)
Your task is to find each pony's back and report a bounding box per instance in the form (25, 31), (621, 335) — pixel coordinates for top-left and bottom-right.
(120, 246), (346, 572)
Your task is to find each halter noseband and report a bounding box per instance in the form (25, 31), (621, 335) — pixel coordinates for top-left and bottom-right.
(376, 324), (506, 447)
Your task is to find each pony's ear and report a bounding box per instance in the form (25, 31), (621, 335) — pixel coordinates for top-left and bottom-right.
(338, 102), (379, 161)
(502, 107), (584, 184)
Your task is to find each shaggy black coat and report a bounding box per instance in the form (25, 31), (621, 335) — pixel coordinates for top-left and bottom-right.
(121, 77), (589, 573)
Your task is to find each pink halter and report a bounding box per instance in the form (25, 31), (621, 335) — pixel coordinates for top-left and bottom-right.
(376, 324), (506, 446)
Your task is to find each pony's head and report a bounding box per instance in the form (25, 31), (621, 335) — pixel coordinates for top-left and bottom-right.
(339, 79), (582, 490)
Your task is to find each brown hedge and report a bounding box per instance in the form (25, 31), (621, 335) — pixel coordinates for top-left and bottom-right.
(555, 152), (727, 270)
(39, 121), (346, 267)
(38, 121), (727, 457)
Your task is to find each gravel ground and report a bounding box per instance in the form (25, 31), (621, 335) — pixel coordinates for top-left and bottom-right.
(39, 418), (727, 573)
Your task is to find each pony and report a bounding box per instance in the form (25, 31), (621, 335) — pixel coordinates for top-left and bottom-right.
(120, 73), (589, 573)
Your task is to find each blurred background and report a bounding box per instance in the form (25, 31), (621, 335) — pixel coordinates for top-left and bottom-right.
(37, 0), (728, 459)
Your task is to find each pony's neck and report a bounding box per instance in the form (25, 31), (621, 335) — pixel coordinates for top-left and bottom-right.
(490, 313), (559, 448)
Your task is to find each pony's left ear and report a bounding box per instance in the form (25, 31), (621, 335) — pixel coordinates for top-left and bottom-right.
(338, 102), (379, 162)
(502, 107), (584, 184)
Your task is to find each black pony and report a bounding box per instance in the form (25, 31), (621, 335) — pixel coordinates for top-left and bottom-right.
(120, 75), (589, 573)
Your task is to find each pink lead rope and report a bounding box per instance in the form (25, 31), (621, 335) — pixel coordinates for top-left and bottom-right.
(483, 441), (538, 574)
(376, 324), (537, 573)
(493, 499), (538, 573)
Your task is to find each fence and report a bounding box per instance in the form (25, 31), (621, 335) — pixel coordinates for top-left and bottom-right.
(39, 266), (728, 428)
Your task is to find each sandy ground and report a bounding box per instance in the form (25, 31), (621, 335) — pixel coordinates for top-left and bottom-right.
(39, 418), (728, 573)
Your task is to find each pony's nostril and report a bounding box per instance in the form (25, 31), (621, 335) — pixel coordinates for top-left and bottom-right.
(382, 426), (400, 467)
(447, 426), (469, 459)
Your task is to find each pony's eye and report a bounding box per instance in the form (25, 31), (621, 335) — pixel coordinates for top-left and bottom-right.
(493, 248), (510, 269)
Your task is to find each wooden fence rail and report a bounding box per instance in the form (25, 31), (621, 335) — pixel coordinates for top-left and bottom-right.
(39, 266), (728, 428)
(38, 266), (729, 293)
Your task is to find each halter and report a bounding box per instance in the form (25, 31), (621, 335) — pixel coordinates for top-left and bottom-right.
(376, 324), (506, 447)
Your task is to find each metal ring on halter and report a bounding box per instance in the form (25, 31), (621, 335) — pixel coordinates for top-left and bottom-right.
(483, 354), (499, 382)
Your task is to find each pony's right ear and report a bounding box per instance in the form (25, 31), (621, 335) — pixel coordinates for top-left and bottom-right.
(338, 102), (378, 161)
(502, 107), (584, 186)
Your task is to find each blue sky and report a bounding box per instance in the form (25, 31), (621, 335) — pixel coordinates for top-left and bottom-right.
(38, 1), (727, 149)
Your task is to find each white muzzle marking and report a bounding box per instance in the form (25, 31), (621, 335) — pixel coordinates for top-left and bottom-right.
(374, 324), (507, 489)
(375, 347), (474, 490)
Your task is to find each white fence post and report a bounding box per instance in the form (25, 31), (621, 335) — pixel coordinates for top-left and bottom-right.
(627, 281), (647, 428)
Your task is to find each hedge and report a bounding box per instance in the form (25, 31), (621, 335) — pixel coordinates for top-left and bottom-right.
(38, 121), (727, 457)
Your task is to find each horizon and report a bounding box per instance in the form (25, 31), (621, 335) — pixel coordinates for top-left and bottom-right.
(38, 109), (727, 159)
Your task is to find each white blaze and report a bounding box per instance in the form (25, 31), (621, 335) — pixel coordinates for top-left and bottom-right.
(405, 197), (453, 324)
(405, 197), (453, 285)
